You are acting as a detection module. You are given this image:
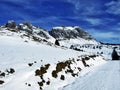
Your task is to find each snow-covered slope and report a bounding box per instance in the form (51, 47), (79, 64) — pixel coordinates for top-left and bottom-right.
(59, 38), (99, 48)
(50, 26), (93, 40)
(1, 21), (119, 90)
(50, 26), (99, 47)
(70, 44), (120, 60)
(4, 21), (100, 47)
(0, 27), (106, 90)
(18, 23), (55, 42)
(60, 61), (120, 90)
(4, 20), (55, 43)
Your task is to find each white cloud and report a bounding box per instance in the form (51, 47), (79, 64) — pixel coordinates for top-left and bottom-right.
(110, 23), (120, 31)
(85, 18), (102, 26)
(114, 27), (120, 31)
(87, 28), (120, 39)
(66, 0), (80, 10)
(117, 22), (120, 25)
(67, 0), (102, 15)
(86, 28), (120, 43)
(105, 1), (115, 6)
(105, 0), (120, 15)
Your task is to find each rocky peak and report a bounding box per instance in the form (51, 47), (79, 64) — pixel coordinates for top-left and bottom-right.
(50, 26), (93, 40)
(17, 21), (33, 34)
(5, 20), (16, 29)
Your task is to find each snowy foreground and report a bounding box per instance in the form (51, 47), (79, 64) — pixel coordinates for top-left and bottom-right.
(61, 61), (120, 90)
(0, 28), (119, 90)
(0, 33), (106, 90)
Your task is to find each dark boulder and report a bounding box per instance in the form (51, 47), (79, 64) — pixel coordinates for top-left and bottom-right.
(112, 48), (119, 60)
(55, 40), (60, 46)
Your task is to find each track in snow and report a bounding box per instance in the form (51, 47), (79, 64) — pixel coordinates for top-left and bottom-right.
(61, 61), (120, 90)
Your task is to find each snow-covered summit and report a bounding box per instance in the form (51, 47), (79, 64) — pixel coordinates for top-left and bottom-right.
(5, 20), (16, 28)
(1, 21), (100, 47)
(50, 26), (93, 40)
(1, 21), (55, 43)
(18, 21), (55, 40)
(52, 26), (80, 31)
(50, 26), (99, 47)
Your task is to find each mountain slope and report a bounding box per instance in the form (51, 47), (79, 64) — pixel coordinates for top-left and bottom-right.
(50, 26), (93, 40)
(49, 26), (99, 47)
(61, 61), (120, 90)
(4, 20), (55, 43)
(2, 21), (119, 90)
(0, 26), (106, 90)
(3, 21), (100, 47)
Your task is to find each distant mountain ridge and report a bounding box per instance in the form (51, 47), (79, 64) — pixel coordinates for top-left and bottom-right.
(0, 20), (99, 46)
(5, 20), (54, 40)
(49, 26), (93, 40)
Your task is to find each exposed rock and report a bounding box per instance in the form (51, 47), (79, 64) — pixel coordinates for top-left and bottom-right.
(0, 80), (4, 85)
(5, 20), (16, 28)
(50, 26), (93, 40)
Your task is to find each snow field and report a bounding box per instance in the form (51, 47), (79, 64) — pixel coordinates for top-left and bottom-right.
(0, 34), (106, 90)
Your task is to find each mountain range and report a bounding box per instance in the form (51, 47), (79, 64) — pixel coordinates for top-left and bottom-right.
(1, 20), (99, 47)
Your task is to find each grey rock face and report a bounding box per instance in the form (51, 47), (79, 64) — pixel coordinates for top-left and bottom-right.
(50, 26), (93, 40)
(5, 20), (16, 28)
(37, 30), (50, 39)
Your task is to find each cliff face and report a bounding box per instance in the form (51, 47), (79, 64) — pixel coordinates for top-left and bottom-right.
(49, 26), (93, 40)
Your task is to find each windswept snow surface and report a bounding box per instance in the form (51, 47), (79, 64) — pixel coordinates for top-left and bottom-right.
(59, 38), (99, 48)
(61, 61), (120, 90)
(0, 30), (106, 90)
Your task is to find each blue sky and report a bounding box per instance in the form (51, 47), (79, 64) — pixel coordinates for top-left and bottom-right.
(0, 0), (120, 44)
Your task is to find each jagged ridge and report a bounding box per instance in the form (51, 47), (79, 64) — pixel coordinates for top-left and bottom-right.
(49, 26), (93, 40)
(0, 20), (99, 46)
